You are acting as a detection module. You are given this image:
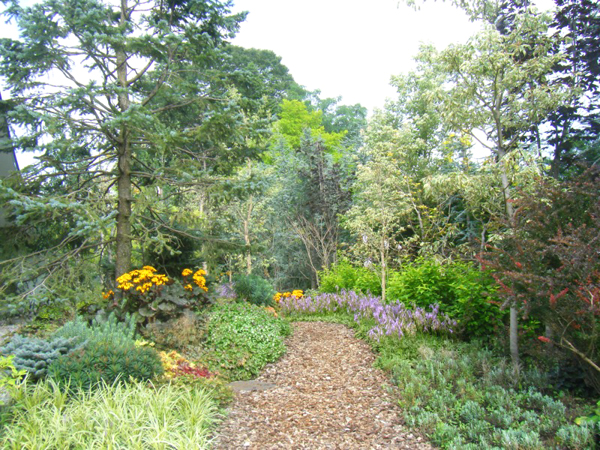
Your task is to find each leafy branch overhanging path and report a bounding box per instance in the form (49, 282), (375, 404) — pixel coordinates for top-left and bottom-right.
(214, 322), (434, 449)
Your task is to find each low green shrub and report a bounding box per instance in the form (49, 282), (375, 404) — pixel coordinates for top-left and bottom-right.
(142, 312), (204, 351)
(0, 335), (80, 380)
(232, 274), (275, 306)
(319, 260), (381, 295)
(385, 337), (594, 449)
(200, 302), (291, 380)
(2, 378), (218, 448)
(48, 340), (163, 390)
(52, 312), (136, 347)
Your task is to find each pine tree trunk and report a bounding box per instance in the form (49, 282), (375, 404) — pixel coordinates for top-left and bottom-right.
(115, 0), (132, 278)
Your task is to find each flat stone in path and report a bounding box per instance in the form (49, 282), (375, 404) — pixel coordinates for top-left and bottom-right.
(214, 321), (434, 449)
(229, 380), (277, 393)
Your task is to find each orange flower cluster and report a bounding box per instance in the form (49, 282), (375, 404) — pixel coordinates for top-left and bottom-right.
(264, 306), (278, 317)
(273, 289), (303, 303)
(116, 266), (170, 294)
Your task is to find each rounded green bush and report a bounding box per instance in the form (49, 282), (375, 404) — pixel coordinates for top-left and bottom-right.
(232, 274), (275, 306)
(48, 341), (163, 390)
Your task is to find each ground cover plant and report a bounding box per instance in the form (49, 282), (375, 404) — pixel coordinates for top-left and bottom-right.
(282, 291), (598, 449)
(389, 338), (597, 449)
(198, 302), (291, 380)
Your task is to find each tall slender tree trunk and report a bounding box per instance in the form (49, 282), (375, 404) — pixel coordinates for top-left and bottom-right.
(244, 195), (253, 275)
(380, 236), (386, 303)
(115, 0), (132, 278)
(199, 158), (208, 273)
(498, 141), (519, 373)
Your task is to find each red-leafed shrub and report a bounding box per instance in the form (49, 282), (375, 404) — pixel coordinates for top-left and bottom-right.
(480, 167), (600, 393)
(173, 361), (212, 379)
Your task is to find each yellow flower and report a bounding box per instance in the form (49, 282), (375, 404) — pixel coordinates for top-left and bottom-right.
(102, 290), (114, 299)
(182, 268), (193, 277)
(192, 269), (208, 292)
(143, 266), (157, 272)
(184, 284), (193, 291)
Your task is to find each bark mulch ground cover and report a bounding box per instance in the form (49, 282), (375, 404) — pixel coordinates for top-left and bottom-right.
(214, 321), (434, 449)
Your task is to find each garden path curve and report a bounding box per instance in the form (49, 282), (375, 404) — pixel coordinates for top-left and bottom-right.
(213, 321), (434, 449)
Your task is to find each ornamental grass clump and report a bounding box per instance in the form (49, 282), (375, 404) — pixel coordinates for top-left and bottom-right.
(280, 290), (456, 341)
(2, 378), (218, 449)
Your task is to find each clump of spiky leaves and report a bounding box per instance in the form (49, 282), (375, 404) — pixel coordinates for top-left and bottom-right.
(52, 312), (136, 347)
(2, 378), (218, 448)
(48, 340), (163, 391)
(0, 335), (80, 380)
(199, 302), (290, 380)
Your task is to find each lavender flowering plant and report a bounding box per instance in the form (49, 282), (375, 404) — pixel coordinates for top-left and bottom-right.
(280, 290), (456, 341)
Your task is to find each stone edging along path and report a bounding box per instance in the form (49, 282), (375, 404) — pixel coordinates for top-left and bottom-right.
(214, 321), (435, 449)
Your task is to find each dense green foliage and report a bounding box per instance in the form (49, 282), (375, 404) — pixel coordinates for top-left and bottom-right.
(0, 0), (599, 445)
(386, 258), (504, 339)
(48, 341), (163, 391)
(201, 302), (290, 380)
(232, 274), (275, 306)
(319, 258), (503, 340)
(319, 260), (381, 296)
(0, 356), (26, 395)
(1, 379), (218, 449)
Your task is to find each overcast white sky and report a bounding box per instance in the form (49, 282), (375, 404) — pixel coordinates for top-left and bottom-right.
(230, 0), (481, 113)
(1, 0), (555, 167)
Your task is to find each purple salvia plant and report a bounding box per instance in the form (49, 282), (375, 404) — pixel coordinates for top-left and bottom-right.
(216, 282), (236, 299)
(280, 290), (456, 341)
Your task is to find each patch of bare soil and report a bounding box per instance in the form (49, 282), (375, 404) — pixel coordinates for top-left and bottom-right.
(213, 321), (434, 449)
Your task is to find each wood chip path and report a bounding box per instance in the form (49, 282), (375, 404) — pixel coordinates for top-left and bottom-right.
(213, 321), (434, 449)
